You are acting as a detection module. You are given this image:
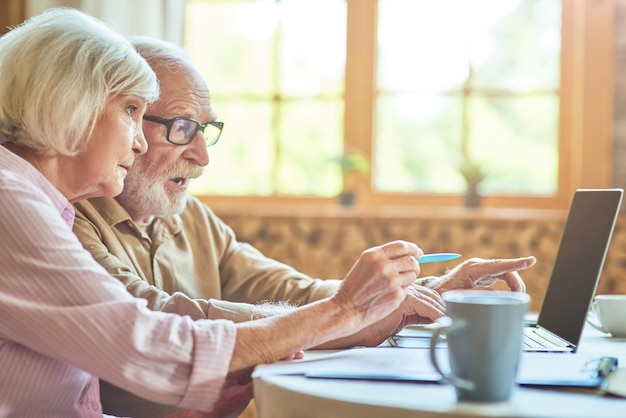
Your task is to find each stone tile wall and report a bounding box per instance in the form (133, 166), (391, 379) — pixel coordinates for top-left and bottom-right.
(218, 212), (626, 313)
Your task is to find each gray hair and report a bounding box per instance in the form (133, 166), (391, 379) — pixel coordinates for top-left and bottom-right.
(0, 8), (160, 156)
(128, 36), (194, 79)
(128, 36), (193, 72)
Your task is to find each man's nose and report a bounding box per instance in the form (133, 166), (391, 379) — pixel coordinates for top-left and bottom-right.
(182, 131), (209, 166)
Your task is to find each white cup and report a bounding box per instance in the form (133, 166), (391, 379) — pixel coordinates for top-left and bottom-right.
(587, 294), (626, 338)
(429, 290), (530, 402)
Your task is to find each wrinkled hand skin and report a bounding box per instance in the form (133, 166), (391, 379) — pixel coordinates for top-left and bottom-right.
(428, 256), (536, 294)
(333, 240), (425, 326)
(361, 256), (538, 343)
(344, 283), (446, 347)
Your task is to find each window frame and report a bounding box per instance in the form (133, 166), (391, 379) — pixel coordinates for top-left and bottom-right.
(195, 0), (614, 212)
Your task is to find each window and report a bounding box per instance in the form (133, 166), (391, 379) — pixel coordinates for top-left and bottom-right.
(186, 0), (346, 198)
(185, 0), (613, 210)
(375, 0), (560, 196)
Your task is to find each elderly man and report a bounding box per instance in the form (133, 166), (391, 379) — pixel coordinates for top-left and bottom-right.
(73, 36), (535, 417)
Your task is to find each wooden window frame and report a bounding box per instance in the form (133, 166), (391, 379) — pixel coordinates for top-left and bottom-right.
(198, 0), (614, 213)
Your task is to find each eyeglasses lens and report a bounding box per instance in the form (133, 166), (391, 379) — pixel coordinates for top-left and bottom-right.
(203, 124), (222, 146)
(169, 119), (198, 145)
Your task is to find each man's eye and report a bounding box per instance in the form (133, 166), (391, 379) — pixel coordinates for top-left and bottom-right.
(127, 105), (138, 116)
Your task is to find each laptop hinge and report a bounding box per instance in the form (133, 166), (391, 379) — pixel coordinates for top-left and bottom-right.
(535, 327), (573, 349)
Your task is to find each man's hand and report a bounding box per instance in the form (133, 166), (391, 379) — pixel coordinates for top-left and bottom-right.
(423, 256), (536, 293)
(319, 283), (445, 348)
(332, 240), (426, 326)
(327, 256), (536, 348)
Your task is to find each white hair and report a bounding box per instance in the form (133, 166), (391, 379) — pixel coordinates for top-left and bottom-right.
(128, 36), (193, 71)
(0, 7), (160, 156)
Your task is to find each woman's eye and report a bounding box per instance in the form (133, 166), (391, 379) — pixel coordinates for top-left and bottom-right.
(127, 105), (138, 116)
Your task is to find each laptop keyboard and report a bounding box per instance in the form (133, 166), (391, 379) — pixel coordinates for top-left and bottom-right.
(522, 330), (552, 350)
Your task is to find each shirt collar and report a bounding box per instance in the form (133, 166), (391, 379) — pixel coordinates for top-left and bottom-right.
(83, 196), (183, 236)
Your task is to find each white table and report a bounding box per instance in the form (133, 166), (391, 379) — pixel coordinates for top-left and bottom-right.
(253, 325), (626, 418)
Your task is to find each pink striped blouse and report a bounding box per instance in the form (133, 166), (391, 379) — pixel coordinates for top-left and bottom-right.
(0, 145), (237, 417)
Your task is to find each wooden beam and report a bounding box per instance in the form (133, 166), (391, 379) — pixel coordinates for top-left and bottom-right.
(0, 0), (26, 35)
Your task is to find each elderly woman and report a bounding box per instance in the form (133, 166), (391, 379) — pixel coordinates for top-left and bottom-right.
(0, 8), (448, 417)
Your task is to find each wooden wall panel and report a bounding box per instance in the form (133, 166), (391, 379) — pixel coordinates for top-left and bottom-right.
(0, 0), (26, 34)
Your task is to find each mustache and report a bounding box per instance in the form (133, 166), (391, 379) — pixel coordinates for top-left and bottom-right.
(163, 163), (204, 180)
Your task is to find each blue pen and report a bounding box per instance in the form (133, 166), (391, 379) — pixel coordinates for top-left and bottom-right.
(418, 253), (462, 263)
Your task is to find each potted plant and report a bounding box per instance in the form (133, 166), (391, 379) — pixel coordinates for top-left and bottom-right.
(331, 151), (370, 206)
(458, 156), (485, 209)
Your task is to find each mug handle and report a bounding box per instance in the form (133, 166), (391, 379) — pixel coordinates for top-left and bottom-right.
(429, 316), (474, 391)
(586, 301), (609, 333)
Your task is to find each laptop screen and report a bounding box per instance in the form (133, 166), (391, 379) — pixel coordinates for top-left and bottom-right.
(537, 189), (623, 349)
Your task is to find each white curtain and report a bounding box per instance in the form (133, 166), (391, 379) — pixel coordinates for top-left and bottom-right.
(26, 0), (185, 45)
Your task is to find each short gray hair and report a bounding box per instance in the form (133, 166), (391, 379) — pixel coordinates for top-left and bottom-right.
(0, 8), (160, 156)
(128, 36), (193, 72)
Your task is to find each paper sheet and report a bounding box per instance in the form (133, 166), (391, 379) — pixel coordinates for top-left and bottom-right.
(253, 346), (617, 389)
(253, 347), (446, 379)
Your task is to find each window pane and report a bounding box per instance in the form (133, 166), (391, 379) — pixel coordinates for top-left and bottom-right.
(375, 94), (464, 193)
(469, 96), (559, 195)
(376, 0), (561, 195)
(190, 102), (275, 195)
(186, 0), (346, 196)
(471, 1), (561, 91)
(278, 100), (344, 195)
(186, 0), (276, 96)
(279, 1), (346, 97)
(378, 2), (469, 91)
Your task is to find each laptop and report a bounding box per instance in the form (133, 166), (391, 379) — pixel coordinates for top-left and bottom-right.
(522, 188), (623, 352)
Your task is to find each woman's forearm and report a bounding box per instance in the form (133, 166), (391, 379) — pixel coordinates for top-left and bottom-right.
(230, 296), (358, 374)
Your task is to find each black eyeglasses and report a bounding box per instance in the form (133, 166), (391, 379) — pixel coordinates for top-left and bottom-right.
(143, 114), (224, 146)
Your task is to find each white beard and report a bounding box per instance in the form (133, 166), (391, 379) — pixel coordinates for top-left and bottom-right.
(117, 158), (194, 220)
